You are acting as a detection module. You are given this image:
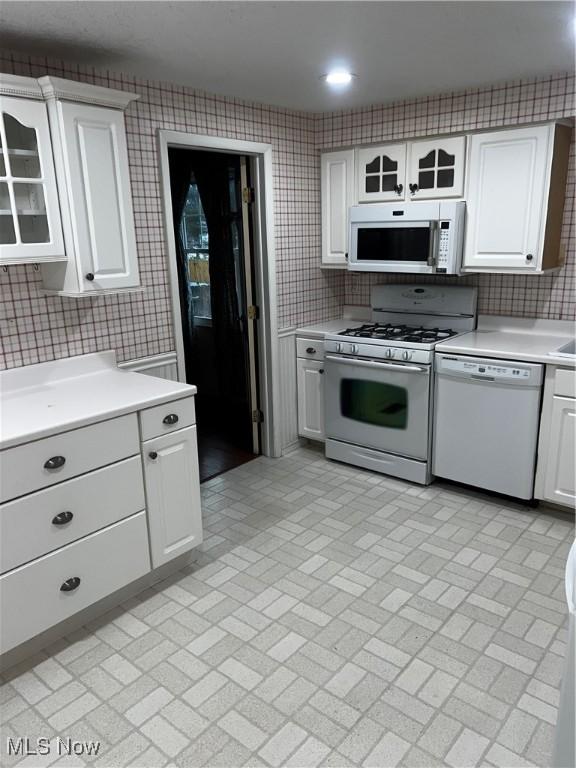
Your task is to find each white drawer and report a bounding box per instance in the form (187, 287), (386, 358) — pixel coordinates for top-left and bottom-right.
(0, 457), (145, 574)
(139, 397), (196, 441)
(0, 414), (139, 503)
(296, 338), (325, 360)
(555, 368), (576, 398)
(0, 511), (150, 654)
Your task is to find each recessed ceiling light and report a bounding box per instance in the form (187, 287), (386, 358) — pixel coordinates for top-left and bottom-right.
(322, 71), (355, 86)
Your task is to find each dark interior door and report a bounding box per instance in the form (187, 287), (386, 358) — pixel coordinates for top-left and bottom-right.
(168, 148), (258, 481)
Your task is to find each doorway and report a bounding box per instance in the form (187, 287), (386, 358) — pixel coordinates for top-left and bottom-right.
(168, 148), (260, 482)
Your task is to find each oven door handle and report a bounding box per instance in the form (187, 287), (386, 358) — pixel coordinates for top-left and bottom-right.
(325, 355), (429, 374)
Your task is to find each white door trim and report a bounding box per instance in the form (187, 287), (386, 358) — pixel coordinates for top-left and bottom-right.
(157, 130), (281, 458)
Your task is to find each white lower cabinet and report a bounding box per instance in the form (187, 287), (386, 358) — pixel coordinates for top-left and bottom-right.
(536, 367), (576, 509)
(297, 357), (325, 441)
(143, 425), (203, 568)
(0, 512), (150, 654)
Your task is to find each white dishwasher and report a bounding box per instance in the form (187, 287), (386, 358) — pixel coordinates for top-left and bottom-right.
(433, 354), (544, 499)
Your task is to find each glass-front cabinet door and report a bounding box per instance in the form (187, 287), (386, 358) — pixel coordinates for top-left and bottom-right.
(357, 144), (407, 202)
(0, 97), (64, 264)
(407, 136), (466, 199)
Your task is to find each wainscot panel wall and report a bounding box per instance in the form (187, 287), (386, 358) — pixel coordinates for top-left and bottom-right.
(318, 75), (575, 319)
(0, 53), (574, 371)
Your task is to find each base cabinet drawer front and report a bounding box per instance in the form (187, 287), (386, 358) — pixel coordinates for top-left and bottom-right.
(544, 396), (576, 507)
(296, 338), (325, 361)
(143, 426), (203, 568)
(0, 414), (139, 503)
(554, 368), (576, 398)
(139, 397), (196, 441)
(0, 457), (145, 574)
(0, 512), (150, 654)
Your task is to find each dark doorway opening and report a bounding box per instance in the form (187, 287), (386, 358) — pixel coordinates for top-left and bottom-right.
(168, 148), (260, 482)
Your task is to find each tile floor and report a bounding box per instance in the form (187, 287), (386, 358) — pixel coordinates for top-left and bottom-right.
(1, 446), (573, 768)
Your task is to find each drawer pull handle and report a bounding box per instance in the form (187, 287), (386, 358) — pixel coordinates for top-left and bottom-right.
(60, 577), (81, 592)
(163, 413), (179, 425)
(44, 456), (66, 470)
(52, 511), (73, 526)
(149, 451), (158, 460)
(306, 347), (317, 354)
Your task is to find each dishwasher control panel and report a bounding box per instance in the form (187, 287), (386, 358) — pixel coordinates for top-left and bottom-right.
(438, 356), (538, 382)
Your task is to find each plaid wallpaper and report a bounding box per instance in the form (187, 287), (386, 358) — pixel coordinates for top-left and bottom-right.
(0, 52), (573, 370)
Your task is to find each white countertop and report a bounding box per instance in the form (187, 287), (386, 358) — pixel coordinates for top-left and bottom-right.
(0, 352), (196, 450)
(436, 316), (576, 367)
(295, 318), (366, 338)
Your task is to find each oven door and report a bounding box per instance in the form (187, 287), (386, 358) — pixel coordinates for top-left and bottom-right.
(324, 354), (431, 460)
(349, 221), (438, 273)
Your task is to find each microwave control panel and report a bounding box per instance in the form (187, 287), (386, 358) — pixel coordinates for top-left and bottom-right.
(436, 221), (451, 273)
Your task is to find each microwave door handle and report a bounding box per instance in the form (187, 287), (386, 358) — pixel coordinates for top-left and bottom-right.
(325, 355), (428, 374)
(427, 221), (439, 267)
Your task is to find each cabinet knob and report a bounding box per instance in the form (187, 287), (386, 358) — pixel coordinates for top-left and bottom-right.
(44, 455), (66, 470)
(52, 511), (73, 526)
(526, 254), (533, 262)
(149, 451), (158, 460)
(162, 413), (179, 425)
(306, 347), (317, 354)
(85, 273), (95, 281)
(394, 183), (403, 195)
(60, 577), (81, 592)
(319, 369), (324, 374)
(345, 252), (348, 260)
(409, 183), (418, 194)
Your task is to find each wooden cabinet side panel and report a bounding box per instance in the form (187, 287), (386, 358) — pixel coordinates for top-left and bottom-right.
(541, 123), (572, 270)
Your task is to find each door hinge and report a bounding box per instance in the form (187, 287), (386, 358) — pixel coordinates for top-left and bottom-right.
(247, 305), (259, 320)
(242, 186), (255, 204)
(252, 409), (264, 424)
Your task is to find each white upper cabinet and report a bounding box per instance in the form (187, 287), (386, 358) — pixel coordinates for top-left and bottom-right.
(407, 136), (466, 199)
(357, 144), (407, 202)
(321, 149), (355, 267)
(463, 124), (570, 273)
(38, 77), (140, 295)
(0, 79), (64, 265)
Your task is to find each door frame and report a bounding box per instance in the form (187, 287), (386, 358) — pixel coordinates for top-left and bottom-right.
(157, 131), (281, 458)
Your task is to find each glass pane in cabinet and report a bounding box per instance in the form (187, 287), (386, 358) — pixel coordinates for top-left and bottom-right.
(438, 149), (455, 167)
(0, 153), (5, 177)
(365, 156), (380, 174)
(19, 213), (49, 243)
(381, 155), (398, 173)
(381, 174), (397, 192)
(419, 150), (436, 169)
(437, 169), (454, 188)
(10, 154), (41, 178)
(13, 183), (49, 243)
(4, 114), (39, 152)
(365, 175), (380, 193)
(418, 171), (435, 189)
(0, 183), (16, 244)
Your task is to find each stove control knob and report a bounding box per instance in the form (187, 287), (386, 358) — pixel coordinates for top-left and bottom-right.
(385, 348), (393, 358)
(402, 350), (412, 361)
(353, 344), (359, 354)
(336, 343), (343, 353)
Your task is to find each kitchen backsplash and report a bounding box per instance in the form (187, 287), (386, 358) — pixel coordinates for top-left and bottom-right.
(0, 52), (574, 370)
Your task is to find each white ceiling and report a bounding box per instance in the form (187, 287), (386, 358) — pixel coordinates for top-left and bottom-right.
(1, 1), (574, 111)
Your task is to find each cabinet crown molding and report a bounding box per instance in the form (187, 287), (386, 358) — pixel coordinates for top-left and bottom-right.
(38, 76), (139, 110)
(0, 74), (43, 99)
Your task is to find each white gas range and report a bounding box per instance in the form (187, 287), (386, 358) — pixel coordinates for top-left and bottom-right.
(324, 284), (477, 484)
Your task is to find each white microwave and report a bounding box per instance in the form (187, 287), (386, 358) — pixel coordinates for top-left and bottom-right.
(348, 201), (465, 274)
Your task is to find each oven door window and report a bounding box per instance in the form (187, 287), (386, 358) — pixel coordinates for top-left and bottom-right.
(356, 225), (431, 263)
(341, 379), (407, 429)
